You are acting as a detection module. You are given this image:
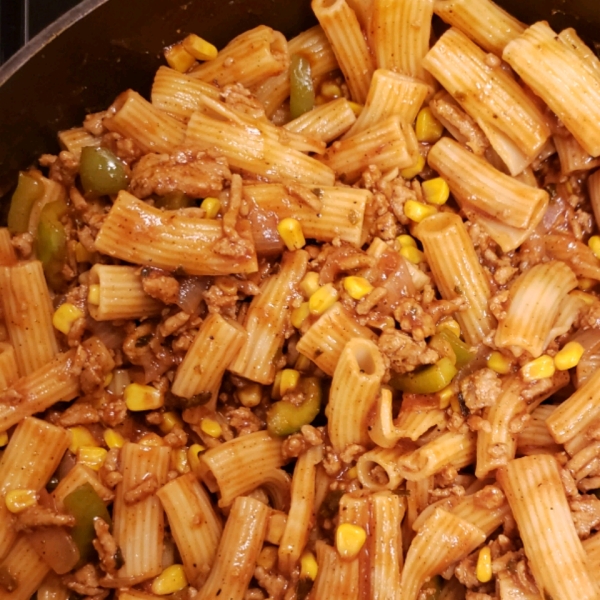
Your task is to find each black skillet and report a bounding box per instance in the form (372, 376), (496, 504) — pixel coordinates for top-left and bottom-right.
(0, 0), (598, 213)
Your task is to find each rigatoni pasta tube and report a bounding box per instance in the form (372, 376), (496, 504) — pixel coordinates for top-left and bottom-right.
(311, 0), (374, 104)
(357, 445), (408, 491)
(0, 343), (18, 392)
(433, 0), (525, 55)
(0, 350), (80, 432)
(401, 508), (486, 600)
(503, 22), (600, 157)
(253, 25), (338, 118)
(396, 430), (476, 481)
(415, 213), (496, 345)
(311, 540), (360, 600)
(113, 443), (171, 582)
(87, 265), (163, 321)
(498, 455), (600, 600)
(296, 302), (377, 375)
(370, 0), (434, 82)
(321, 116), (417, 183)
(344, 70), (429, 139)
(199, 431), (286, 507)
(449, 485), (511, 537)
(229, 250), (308, 384)
(327, 338), (385, 451)
(103, 90), (186, 154)
(369, 492), (404, 600)
(156, 473), (223, 587)
(0, 536), (51, 600)
(189, 26), (289, 89)
(423, 28), (550, 175)
(278, 444), (322, 575)
(284, 99), (357, 144)
(495, 261), (577, 358)
(172, 313), (247, 405)
(546, 368), (600, 445)
(185, 111), (335, 186)
(0, 417), (70, 561)
(0, 260), (59, 376)
(57, 126), (100, 158)
(196, 496), (269, 600)
(428, 138), (548, 230)
(0, 229), (16, 266)
(151, 66), (220, 121)
(95, 191), (258, 276)
(244, 184), (370, 250)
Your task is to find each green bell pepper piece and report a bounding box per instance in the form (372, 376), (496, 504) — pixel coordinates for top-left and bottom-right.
(7, 172), (44, 234)
(389, 357), (458, 394)
(267, 376), (321, 437)
(289, 54), (315, 120)
(80, 146), (129, 196)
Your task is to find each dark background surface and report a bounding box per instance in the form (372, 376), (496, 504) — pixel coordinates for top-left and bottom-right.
(0, 0), (82, 64)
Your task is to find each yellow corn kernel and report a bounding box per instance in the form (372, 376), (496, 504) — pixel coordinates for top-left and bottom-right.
(300, 550), (319, 581)
(280, 369), (301, 395)
(159, 411), (184, 434)
(124, 383), (164, 411)
(88, 284), (101, 306)
(422, 177), (450, 206)
(554, 341), (585, 371)
(103, 372), (113, 388)
(182, 34), (218, 61)
(476, 546), (493, 583)
(400, 155), (425, 180)
(295, 353), (313, 372)
(164, 42), (196, 73)
(309, 283), (339, 316)
(68, 426), (98, 454)
(578, 278), (596, 291)
(171, 447), (190, 475)
(75, 242), (94, 263)
(404, 199), (437, 223)
(291, 302), (311, 329)
(78, 446), (108, 471)
(438, 386), (455, 409)
(348, 102), (363, 116)
(450, 394), (461, 413)
(257, 545), (279, 570)
(201, 197), (221, 219)
(103, 428), (125, 449)
(487, 351), (512, 375)
(52, 303), (84, 335)
(343, 276), (373, 300)
(400, 245), (425, 265)
(336, 523), (367, 560)
(5, 489), (37, 514)
(415, 107), (444, 143)
(188, 444), (206, 476)
(237, 383), (263, 408)
(521, 355), (555, 382)
(300, 272), (321, 299)
(589, 235), (600, 259)
(265, 511), (288, 544)
(201, 418), (222, 438)
(396, 234), (417, 249)
(436, 319), (461, 338)
(271, 370), (283, 400)
(138, 432), (164, 447)
(277, 217), (306, 251)
(0, 431), (7, 447)
(320, 82), (342, 99)
(347, 466), (358, 480)
(151, 564), (188, 596)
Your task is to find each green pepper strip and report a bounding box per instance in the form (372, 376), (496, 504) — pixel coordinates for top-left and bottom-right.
(289, 54), (315, 120)
(79, 146), (129, 196)
(267, 376), (321, 437)
(433, 329), (474, 369)
(62, 482), (112, 566)
(154, 190), (195, 210)
(389, 357), (458, 395)
(7, 172), (44, 234)
(36, 198), (68, 290)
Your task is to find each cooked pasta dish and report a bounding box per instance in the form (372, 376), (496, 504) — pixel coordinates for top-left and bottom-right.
(1, 0), (600, 599)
